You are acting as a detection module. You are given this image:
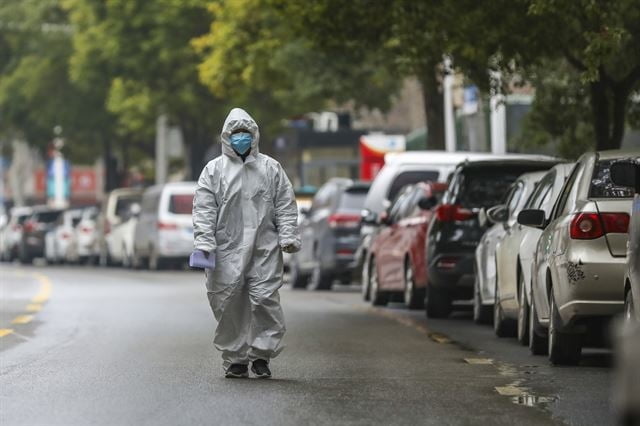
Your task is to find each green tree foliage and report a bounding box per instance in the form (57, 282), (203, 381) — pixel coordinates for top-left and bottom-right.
(193, 0), (400, 139)
(0, 0), (111, 163)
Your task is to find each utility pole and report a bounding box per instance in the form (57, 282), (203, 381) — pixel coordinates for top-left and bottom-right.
(155, 115), (168, 185)
(443, 56), (457, 153)
(490, 70), (507, 154)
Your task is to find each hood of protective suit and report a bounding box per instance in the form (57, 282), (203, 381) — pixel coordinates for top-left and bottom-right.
(221, 108), (260, 158)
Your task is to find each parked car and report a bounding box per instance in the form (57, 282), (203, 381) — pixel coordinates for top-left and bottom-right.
(107, 203), (141, 267)
(0, 206), (32, 261)
(610, 158), (640, 322)
(366, 181), (446, 308)
(67, 206), (99, 263)
(520, 150), (635, 364)
(290, 178), (370, 290)
(424, 155), (560, 318)
(283, 198), (312, 273)
(19, 207), (64, 264)
(474, 170), (555, 326)
(44, 209), (83, 264)
(132, 182), (196, 270)
(356, 151), (499, 287)
(96, 188), (144, 266)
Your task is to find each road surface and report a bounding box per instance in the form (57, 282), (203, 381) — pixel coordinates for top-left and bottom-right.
(0, 265), (614, 425)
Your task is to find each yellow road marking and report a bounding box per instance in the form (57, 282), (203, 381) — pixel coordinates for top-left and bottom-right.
(26, 304), (42, 312)
(11, 315), (34, 325)
(0, 329), (14, 337)
(31, 273), (52, 304)
(465, 358), (494, 365)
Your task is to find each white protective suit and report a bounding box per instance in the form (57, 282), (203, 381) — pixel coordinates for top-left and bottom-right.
(193, 108), (300, 370)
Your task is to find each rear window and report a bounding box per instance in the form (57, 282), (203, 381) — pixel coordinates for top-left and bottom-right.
(115, 196), (140, 218)
(456, 169), (524, 208)
(17, 214), (31, 224)
(36, 211), (63, 223)
(169, 194), (194, 214)
(388, 171), (439, 202)
(589, 159), (634, 199)
(339, 191), (367, 211)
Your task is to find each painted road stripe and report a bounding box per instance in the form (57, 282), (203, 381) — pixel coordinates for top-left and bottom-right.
(495, 385), (527, 396)
(11, 315), (34, 325)
(31, 273), (52, 304)
(0, 329), (14, 337)
(26, 304), (42, 312)
(465, 358), (494, 365)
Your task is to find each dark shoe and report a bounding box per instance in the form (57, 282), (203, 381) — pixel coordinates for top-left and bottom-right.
(225, 364), (249, 378)
(251, 359), (272, 379)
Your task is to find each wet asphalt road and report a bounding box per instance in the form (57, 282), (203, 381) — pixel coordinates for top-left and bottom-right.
(0, 265), (615, 425)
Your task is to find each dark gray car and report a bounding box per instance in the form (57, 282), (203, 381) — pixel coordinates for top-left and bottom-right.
(290, 178), (370, 290)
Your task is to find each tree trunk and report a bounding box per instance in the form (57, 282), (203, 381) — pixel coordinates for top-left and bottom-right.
(590, 75), (630, 151)
(181, 120), (216, 180)
(420, 68), (445, 151)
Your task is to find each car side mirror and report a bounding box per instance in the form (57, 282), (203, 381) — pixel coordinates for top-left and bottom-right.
(611, 160), (640, 193)
(418, 196), (437, 210)
(486, 204), (508, 224)
(360, 209), (378, 225)
(379, 211), (392, 226)
(517, 209), (546, 229)
(300, 206), (310, 217)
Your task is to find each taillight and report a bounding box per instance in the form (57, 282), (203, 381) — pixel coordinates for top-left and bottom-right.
(104, 220), (111, 235)
(23, 221), (35, 233)
(570, 212), (629, 239)
(435, 204), (475, 222)
(436, 257), (459, 270)
(81, 226), (93, 234)
(12, 224), (21, 231)
(158, 221), (178, 230)
(61, 232), (71, 240)
(328, 214), (360, 229)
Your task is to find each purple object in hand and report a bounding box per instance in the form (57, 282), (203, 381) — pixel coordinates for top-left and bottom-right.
(189, 250), (215, 270)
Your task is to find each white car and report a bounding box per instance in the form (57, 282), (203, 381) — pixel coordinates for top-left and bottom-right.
(492, 164), (573, 341)
(0, 206), (33, 262)
(45, 209), (83, 264)
(66, 206), (99, 263)
(96, 188), (144, 266)
(473, 170), (549, 325)
(283, 199), (311, 274)
(109, 203), (140, 267)
(133, 182), (196, 270)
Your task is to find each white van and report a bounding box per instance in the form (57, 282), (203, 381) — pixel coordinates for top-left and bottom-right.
(133, 182), (197, 270)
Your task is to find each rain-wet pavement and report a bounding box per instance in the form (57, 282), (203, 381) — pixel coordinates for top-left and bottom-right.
(0, 265), (613, 425)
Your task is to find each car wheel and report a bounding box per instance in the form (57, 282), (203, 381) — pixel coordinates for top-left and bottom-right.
(370, 257), (389, 306)
(99, 246), (112, 267)
(122, 245), (132, 269)
(361, 254), (372, 301)
(289, 258), (309, 289)
(548, 292), (582, 365)
(493, 279), (516, 337)
(309, 264), (333, 291)
(624, 289), (635, 322)
(528, 293), (548, 355)
(425, 284), (452, 318)
(517, 274), (530, 345)
(473, 277), (492, 324)
(404, 261), (424, 310)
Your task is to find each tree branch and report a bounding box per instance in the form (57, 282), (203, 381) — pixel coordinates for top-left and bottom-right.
(563, 49), (587, 72)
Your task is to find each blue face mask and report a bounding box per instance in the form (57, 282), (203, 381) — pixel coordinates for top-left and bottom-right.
(230, 132), (253, 155)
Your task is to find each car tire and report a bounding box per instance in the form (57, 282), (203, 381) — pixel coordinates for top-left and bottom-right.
(548, 292), (582, 365)
(425, 284), (452, 318)
(528, 293), (548, 355)
(122, 245), (132, 269)
(517, 274), (529, 345)
(309, 264), (333, 291)
(361, 254), (372, 301)
(493, 279), (516, 337)
(624, 288), (635, 322)
(473, 277), (492, 324)
(370, 257), (389, 306)
(289, 258), (309, 289)
(148, 247), (165, 271)
(404, 261), (424, 310)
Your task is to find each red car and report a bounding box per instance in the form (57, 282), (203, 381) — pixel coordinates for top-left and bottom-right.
(366, 182), (447, 309)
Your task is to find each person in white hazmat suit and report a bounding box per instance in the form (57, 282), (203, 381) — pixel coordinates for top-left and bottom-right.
(192, 108), (300, 379)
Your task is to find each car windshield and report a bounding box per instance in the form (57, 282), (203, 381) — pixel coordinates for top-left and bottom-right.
(339, 190), (368, 211)
(589, 159), (634, 199)
(388, 171), (439, 202)
(169, 194), (194, 215)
